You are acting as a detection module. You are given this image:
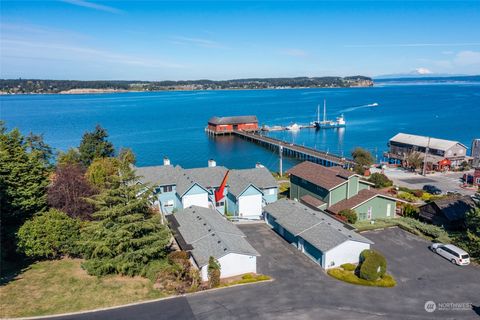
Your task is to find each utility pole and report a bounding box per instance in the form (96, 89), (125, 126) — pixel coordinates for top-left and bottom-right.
(422, 137), (431, 176)
(279, 145), (283, 177)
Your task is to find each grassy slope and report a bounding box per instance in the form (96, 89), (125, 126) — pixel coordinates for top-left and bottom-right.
(0, 258), (165, 318)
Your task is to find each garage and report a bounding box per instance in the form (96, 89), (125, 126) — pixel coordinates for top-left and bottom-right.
(263, 199), (373, 269)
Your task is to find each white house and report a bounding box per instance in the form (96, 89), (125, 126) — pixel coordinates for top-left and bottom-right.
(168, 206), (260, 281)
(264, 199), (373, 269)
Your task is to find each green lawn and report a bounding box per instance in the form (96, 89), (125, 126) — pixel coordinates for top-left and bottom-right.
(0, 258), (166, 318)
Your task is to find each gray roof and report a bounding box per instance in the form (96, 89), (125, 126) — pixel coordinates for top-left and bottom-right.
(135, 165), (182, 186)
(390, 133), (467, 151)
(136, 163), (277, 199)
(208, 115), (258, 125)
(232, 167), (277, 189)
(172, 206), (259, 267)
(184, 166), (228, 188)
(264, 199), (373, 252)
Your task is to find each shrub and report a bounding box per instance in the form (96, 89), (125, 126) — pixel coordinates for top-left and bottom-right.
(340, 263), (356, 271)
(327, 268), (396, 287)
(339, 209), (358, 224)
(368, 173), (393, 189)
(421, 192), (433, 202)
(402, 204), (419, 218)
(412, 190), (424, 198)
(398, 192), (418, 202)
(207, 256), (221, 288)
(167, 251), (189, 264)
(359, 250), (387, 281)
(17, 209), (80, 259)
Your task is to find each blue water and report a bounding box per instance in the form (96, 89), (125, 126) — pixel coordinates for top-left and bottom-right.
(1, 84), (479, 171)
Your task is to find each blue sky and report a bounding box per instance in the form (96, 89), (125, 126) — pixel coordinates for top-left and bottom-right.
(1, 1), (480, 80)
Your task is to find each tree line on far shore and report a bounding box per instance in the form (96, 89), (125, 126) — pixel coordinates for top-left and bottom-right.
(0, 76), (373, 94)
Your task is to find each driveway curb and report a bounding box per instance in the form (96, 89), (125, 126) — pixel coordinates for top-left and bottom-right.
(7, 279), (274, 320)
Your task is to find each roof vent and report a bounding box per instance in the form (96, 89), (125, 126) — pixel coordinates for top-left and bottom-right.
(211, 233), (215, 236)
(217, 240), (221, 243)
(223, 248), (227, 251)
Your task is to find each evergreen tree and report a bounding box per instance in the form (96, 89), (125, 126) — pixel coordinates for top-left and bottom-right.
(79, 165), (171, 276)
(57, 148), (82, 167)
(78, 125), (115, 166)
(0, 122), (50, 260)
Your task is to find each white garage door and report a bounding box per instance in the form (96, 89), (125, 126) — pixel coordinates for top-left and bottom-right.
(238, 194), (262, 219)
(182, 193), (208, 209)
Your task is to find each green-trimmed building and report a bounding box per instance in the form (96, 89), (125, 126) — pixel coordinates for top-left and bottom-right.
(288, 161), (401, 222)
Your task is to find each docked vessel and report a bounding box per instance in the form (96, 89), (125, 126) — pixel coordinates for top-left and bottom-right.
(313, 100), (346, 129)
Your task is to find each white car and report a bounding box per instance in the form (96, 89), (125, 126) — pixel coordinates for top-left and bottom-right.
(430, 243), (470, 266)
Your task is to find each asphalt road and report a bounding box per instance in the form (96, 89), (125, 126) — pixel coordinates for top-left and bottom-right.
(52, 225), (479, 320)
(375, 168), (476, 196)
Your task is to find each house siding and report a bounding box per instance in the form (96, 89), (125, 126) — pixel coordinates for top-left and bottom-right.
(355, 197), (396, 221)
(329, 183), (347, 206)
(347, 176), (359, 198)
(290, 175), (329, 202)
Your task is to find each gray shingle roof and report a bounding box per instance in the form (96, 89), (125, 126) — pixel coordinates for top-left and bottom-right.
(232, 167), (277, 189)
(135, 165), (182, 186)
(172, 206), (259, 267)
(264, 199), (373, 252)
(184, 166), (228, 188)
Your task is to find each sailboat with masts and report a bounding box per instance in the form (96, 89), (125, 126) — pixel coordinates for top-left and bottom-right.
(313, 99), (346, 129)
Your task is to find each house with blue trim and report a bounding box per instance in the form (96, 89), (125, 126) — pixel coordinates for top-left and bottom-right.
(288, 161), (401, 222)
(264, 199), (373, 269)
(135, 158), (278, 219)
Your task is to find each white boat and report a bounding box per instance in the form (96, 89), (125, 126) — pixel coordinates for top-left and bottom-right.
(367, 102), (379, 107)
(314, 100), (346, 129)
(286, 123), (300, 131)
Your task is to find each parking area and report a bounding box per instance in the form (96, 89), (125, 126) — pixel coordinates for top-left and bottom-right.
(372, 167), (476, 196)
(59, 224), (480, 320)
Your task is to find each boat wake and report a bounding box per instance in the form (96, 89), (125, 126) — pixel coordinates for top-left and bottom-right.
(339, 102), (379, 113)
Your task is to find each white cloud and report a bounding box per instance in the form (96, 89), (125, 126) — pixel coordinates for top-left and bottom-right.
(454, 50), (480, 66)
(170, 36), (225, 49)
(344, 43), (480, 48)
(281, 48), (308, 57)
(413, 67), (433, 75)
(61, 0), (124, 14)
(1, 39), (184, 69)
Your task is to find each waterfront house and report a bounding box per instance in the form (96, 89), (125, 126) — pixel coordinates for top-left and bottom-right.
(264, 199), (373, 269)
(419, 196), (475, 230)
(206, 115), (258, 135)
(288, 161), (400, 221)
(135, 158), (277, 219)
(385, 133), (468, 169)
(168, 206), (259, 280)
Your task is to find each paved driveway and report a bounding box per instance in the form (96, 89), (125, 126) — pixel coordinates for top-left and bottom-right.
(55, 225), (479, 320)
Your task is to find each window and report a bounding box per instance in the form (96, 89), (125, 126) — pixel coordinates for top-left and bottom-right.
(386, 204), (391, 217)
(367, 207), (372, 220)
(164, 200), (174, 207)
(216, 201), (224, 207)
(163, 185), (173, 192)
(266, 188), (275, 195)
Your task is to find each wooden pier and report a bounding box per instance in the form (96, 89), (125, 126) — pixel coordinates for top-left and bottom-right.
(232, 130), (356, 169)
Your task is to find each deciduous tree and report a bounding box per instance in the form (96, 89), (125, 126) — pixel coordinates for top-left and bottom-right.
(47, 164), (96, 220)
(17, 209), (81, 259)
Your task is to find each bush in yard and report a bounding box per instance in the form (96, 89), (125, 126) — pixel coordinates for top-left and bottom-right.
(402, 204), (419, 218)
(207, 256), (221, 288)
(340, 263), (356, 271)
(339, 209), (358, 224)
(17, 209), (80, 259)
(368, 173), (393, 189)
(397, 192), (417, 202)
(358, 249), (387, 281)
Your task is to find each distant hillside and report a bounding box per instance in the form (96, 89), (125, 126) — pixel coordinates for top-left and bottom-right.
(0, 76), (373, 94)
(375, 75), (480, 83)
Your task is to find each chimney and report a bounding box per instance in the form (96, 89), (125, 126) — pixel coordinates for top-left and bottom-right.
(208, 159), (216, 167)
(255, 162), (265, 168)
(163, 157), (170, 166)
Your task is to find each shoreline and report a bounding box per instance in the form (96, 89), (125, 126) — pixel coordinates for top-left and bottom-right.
(0, 85), (374, 96)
